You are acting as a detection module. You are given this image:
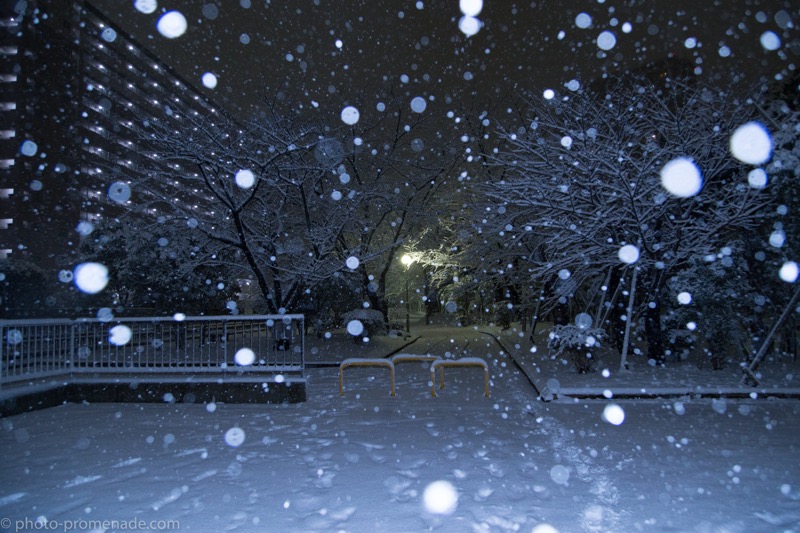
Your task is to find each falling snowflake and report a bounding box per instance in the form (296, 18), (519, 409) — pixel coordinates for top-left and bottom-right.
(422, 480), (459, 515)
(109, 325), (133, 346)
(410, 96), (427, 113)
(224, 427), (246, 447)
(346, 320), (365, 336)
(235, 348), (256, 366)
(602, 403), (626, 425)
(202, 72), (218, 89)
(730, 122), (772, 165)
(618, 244), (640, 264)
(597, 31), (617, 50)
(156, 11), (188, 39)
(235, 169), (255, 189)
(660, 157), (703, 197)
(74, 263), (109, 294)
(341, 106), (360, 125)
(575, 13), (592, 29)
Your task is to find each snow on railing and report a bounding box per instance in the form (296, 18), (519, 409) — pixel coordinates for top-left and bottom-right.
(0, 315), (304, 388)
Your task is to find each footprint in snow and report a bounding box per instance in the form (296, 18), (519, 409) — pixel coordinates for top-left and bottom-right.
(112, 457), (142, 467)
(0, 492), (27, 506)
(191, 469), (218, 482)
(63, 475), (102, 488)
(302, 505), (358, 530)
(383, 475), (412, 496)
(473, 487), (494, 501)
(396, 468), (421, 479)
(369, 453), (387, 464)
(353, 441), (385, 451)
(755, 511), (800, 526)
(484, 462), (505, 477)
(344, 452), (360, 463)
(313, 471), (336, 489)
(307, 438), (334, 447)
(151, 487), (184, 511)
(175, 448), (207, 457)
(223, 510), (249, 531)
(329, 506), (357, 521)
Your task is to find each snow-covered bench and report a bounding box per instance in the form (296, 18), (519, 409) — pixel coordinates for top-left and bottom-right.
(430, 357), (490, 398)
(339, 358), (395, 397)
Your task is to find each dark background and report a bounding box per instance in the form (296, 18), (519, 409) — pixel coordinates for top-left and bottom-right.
(89, 0), (798, 120)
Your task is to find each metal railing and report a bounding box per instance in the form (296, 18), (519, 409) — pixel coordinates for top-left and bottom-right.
(1, 315), (304, 389)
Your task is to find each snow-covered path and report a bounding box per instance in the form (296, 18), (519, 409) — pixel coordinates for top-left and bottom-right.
(1, 325), (799, 532)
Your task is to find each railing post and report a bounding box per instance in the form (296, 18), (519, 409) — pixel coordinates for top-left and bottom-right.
(0, 323), (4, 391)
(300, 315), (305, 375)
(69, 321), (76, 378)
(222, 320), (228, 365)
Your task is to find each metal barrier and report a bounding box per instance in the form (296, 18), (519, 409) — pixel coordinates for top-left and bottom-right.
(337, 355), (489, 398)
(390, 354), (444, 389)
(431, 357), (490, 398)
(1, 315), (304, 389)
(339, 358), (396, 397)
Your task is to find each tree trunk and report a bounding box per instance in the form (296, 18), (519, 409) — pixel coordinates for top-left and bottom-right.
(552, 293), (570, 326)
(741, 283), (800, 385)
(643, 268), (666, 365)
(528, 289), (543, 344)
(594, 266), (615, 328)
(364, 267), (389, 324)
(603, 267), (626, 353)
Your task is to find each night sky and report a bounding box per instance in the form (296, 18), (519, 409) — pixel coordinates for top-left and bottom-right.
(88, 0), (797, 121)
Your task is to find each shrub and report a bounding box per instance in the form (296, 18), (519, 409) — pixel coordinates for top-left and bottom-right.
(547, 323), (604, 373)
(341, 309), (386, 343)
(493, 301), (514, 329)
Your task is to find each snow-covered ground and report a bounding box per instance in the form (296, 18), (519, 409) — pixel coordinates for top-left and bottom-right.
(2, 320), (800, 532)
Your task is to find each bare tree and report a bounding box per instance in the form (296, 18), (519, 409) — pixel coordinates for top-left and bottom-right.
(469, 74), (773, 364)
(332, 89), (461, 321)
(89, 103), (356, 315)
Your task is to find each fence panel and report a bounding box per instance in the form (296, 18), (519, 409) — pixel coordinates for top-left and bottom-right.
(1, 315), (304, 388)
(1, 319), (75, 387)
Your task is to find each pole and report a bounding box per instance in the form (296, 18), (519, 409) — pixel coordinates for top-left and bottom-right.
(619, 266), (638, 372)
(594, 266), (615, 327)
(405, 269), (411, 333)
(741, 283), (800, 386)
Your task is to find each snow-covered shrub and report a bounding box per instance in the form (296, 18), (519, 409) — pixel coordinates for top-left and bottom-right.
(310, 311), (336, 339)
(493, 301), (514, 330)
(666, 329), (696, 362)
(341, 309), (386, 342)
(666, 248), (756, 370)
(547, 323), (604, 373)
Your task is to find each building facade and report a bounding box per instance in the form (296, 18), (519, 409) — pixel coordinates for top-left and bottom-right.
(1, 0), (224, 315)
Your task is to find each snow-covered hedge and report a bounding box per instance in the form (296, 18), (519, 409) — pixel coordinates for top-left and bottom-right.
(341, 309), (387, 339)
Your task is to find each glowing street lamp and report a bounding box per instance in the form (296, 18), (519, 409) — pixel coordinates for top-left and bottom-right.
(401, 253), (414, 333)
